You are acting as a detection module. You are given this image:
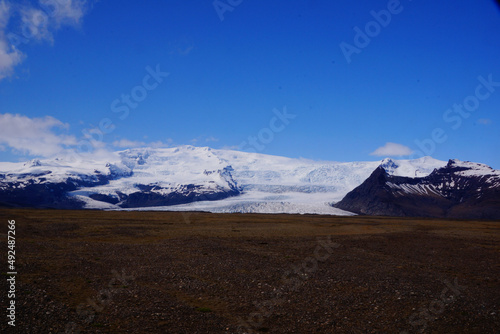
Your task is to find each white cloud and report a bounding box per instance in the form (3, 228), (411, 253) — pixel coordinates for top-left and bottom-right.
(40, 0), (88, 27)
(370, 142), (414, 157)
(0, 38), (23, 80)
(477, 118), (492, 125)
(0, 0), (91, 81)
(0, 0), (8, 27)
(0, 113), (77, 157)
(0, 1), (24, 80)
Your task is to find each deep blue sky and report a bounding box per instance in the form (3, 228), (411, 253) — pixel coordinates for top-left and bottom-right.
(1, 0), (499, 168)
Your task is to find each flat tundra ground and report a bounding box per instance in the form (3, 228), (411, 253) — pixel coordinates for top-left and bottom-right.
(0, 209), (499, 333)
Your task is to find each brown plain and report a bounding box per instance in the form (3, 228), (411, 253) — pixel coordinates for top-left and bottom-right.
(0, 209), (499, 333)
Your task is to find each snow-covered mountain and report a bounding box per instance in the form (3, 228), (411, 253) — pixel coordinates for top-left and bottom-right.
(334, 159), (500, 219)
(0, 146), (447, 214)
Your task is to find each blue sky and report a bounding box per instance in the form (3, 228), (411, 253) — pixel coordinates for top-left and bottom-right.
(0, 0), (499, 168)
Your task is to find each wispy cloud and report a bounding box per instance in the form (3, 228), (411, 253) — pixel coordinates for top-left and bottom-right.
(0, 113), (77, 157)
(46, 0), (88, 26)
(112, 138), (173, 149)
(112, 139), (147, 149)
(0, 113), (177, 159)
(220, 145), (240, 150)
(477, 118), (492, 125)
(370, 142), (414, 157)
(168, 36), (194, 56)
(205, 136), (219, 143)
(190, 136), (219, 145)
(0, 1), (24, 80)
(173, 45), (193, 56)
(0, 0), (92, 80)
(149, 139), (173, 148)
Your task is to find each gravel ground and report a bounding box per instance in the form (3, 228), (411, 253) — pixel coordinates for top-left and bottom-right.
(0, 209), (499, 333)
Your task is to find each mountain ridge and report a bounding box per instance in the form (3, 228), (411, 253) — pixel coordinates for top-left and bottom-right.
(334, 159), (500, 219)
(0, 145), (447, 214)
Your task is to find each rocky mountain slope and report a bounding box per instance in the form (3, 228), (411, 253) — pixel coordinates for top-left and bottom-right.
(334, 159), (500, 219)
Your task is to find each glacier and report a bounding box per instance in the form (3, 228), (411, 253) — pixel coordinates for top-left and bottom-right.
(0, 146), (447, 214)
